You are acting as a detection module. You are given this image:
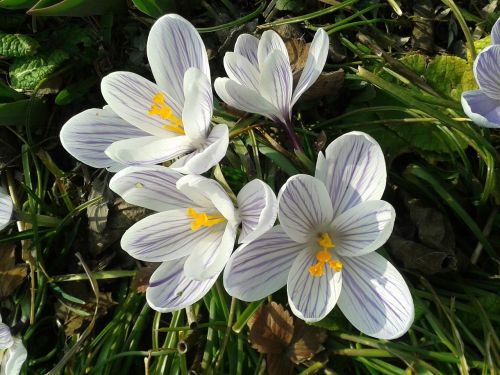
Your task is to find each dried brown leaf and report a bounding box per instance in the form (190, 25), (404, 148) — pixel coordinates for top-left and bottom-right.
(267, 353), (295, 375)
(288, 320), (327, 364)
(131, 265), (159, 294)
(0, 244), (28, 298)
(296, 69), (344, 102)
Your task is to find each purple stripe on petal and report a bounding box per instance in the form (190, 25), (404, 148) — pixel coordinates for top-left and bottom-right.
(474, 45), (500, 100)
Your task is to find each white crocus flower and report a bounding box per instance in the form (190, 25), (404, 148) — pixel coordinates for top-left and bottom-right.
(109, 165), (277, 312)
(0, 188), (13, 231)
(224, 131), (414, 339)
(214, 28), (329, 149)
(60, 14), (228, 174)
(0, 315), (27, 375)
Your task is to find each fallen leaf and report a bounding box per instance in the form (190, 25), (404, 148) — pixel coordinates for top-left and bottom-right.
(131, 265), (159, 294)
(288, 320), (327, 364)
(297, 69), (345, 102)
(0, 244), (28, 298)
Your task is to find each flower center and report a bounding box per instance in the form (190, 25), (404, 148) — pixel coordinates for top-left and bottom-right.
(148, 92), (185, 135)
(308, 233), (343, 277)
(187, 208), (226, 231)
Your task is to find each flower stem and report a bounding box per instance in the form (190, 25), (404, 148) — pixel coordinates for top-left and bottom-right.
(282, 119), (303, 152)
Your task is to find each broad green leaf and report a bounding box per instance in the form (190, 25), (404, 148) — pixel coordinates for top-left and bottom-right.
(258, 145), (299, 176)
(0, 98), (48, 126)
(0, 0), (36, 9)
(9, 49), (69, 90)
(55, 77), (97, 105)
(132, 0), (175, 18)
(0, 81), (25, 102)
(27, 0), (123, 16)
(0, 32), (39, 57)
(467, 35), (491, 60)
(276, 0), (305, 12)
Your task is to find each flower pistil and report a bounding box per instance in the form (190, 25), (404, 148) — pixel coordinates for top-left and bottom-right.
(148, 92), (185, 134)
(187, 208), (226, 231)
(309, 233), (342, 277)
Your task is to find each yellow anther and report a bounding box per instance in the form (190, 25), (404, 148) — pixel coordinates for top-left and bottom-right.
(148, 92), (185, 135)
(318, 232), (335, 249)
(187, 208), (225, 231)
(309, 232), (342, 277)
(316, 249), (331, 263)
(329, 259), (343, 272)
(308, 262), (324, 277)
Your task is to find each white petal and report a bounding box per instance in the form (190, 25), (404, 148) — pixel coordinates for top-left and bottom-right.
(176, 175), (237, 223)
(461, 90), (500, 128)
(147, 14), (210, 106)
(214, 78), (280, 121)
(317, 131), (387, 218)
(278, 174), (333, 243)
(237, 179), (278, 243)
(257, 30), (289, 71)
(338, 252), (414, 339)
(184, 222), (237, 280)
(171, 124), (229, 175)
(260, 50), (293, 124)
(0, 323), (13, 349)
(291, 28), (329, 105)
(101, 71), (183, 137)
(182, 68), (212, 141)
(223, 226), (303, 301)
(332, 200), (395, 257)
(474, 45), (500, 100)
(0, 188), (13, 231)
(146, 258), (217, 313)
(235, 33), (260, 67)
(109, 165), (192, 212)
(120, 208), (222, 262)
(491, 17), (500, 45)
(105, 135), (194, 166)
(287, 249), (342, 322)
(223, 52), (260, 92)
(1, 338), (26, 375)
(60, 107), (148, 170)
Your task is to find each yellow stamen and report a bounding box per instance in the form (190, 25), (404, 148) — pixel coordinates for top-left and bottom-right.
(148, 92), (184, 135)
(308, 232), (342, 277)
(187, 208), (225, 231)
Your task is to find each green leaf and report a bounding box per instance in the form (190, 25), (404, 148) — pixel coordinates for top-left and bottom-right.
(467, 35), (491, 60)
(0, 0), (37, 9)
(55, 77), (97, 105)
(0, 32), (39, 57)
(276, 0), (305, 12)
(9, 49), (69, 90)
(132, 0), (175, 18)
(309, 307), (349, 331)
(0, 81), (25, 102)
(27, 0), (123, 16)
(0, 98), (48, 126)
(258, 145), (299, 176)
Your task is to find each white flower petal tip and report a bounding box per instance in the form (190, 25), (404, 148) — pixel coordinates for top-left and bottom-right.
(461, 90), (500, 128)
(170, 124), (229, 175)
(287, 249), (342, 322)
(59, 107), (147, 170)
(257, 30), (289, 70)
(147, 14), (210, 106)
(317, 131), (387, 217)
(338, 252), (414, 339)
(146, 259), (218, 313)
(0, 188), (13, 231)
(333, 200), (395, 257)
(278, 174), (333, 243)
(237, 179), (278, 244)
(234, 34), (259, 67)
(491, 17), (500, 45)
(1, 337), (27, 375)
(223, 226), (303, 301)
(473, 45), (500, 100)
(182, 68), (213, 141)
(109, 165), (192, 212)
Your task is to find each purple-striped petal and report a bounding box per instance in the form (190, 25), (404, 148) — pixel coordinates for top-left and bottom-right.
(121, 208), (222, 262)
(257, 30), (289, 71)
(1, 337), (26, 375)
(316, 132), (387, 218)
(223, 52), (260, 92)
(332, 200), (395, 257)
(170, 124), (229, 175)
(105, 135), (194, 166)
(60, 107), (147, 171)
(182, 68), (212, 141)
(461, 90), (500, 128)
(291, 28), (329, 106)
(176, 175), (237, 223)
(101, 72), (182, 137)
(237, 179), (278, 243)
(224, 226), (303, 301)
(338, 252), (414, 339)
(287, 249), (342, 322)
(0, 323), (13, 349)
(0, 188), (13, 231)
(235, 33), (260, 68)
(147, 14), (210, 106)
(146, 258), (217, 313)
(184, 221), (237, 280)
(491, 18), (500, 45)
(278, 174), (333, 244)
(214, 77), (279, 121)
(260, 50), (293, 124)
(109, 165), (192, 212)
(474, 45), (500, 100)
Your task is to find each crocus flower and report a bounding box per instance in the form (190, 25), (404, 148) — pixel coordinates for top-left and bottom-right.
(461, 18), (500, 128)
(60, 14), (229, 174)
(0, 315), (27, 375)
(214, 28), (329, 149)
(0, 188), (13, 231)
(109, 165), (277, 312)
(224, 132), (414, 339)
